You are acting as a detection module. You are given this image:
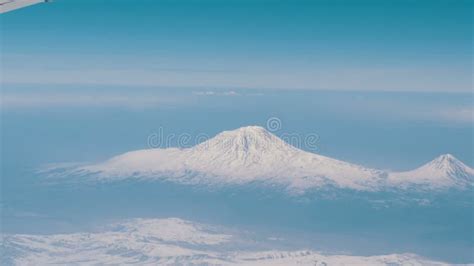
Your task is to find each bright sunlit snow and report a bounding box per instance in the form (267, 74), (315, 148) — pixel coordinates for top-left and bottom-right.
(2, 218), (449, 266)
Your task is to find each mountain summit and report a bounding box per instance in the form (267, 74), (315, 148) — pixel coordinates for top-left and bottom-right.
(429, 154), (469, 171)
(65, 126), (473, 193)
(193, 126), (298, 158)
(388, 154), (474, 189)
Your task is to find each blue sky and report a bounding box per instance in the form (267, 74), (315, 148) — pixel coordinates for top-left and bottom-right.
(2, 0), (472, 91)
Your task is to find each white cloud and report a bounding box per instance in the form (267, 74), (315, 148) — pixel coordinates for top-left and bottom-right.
(0, 92), (186, 109)
(2, 53), (471, 92)
(193, 90), (241, 96)
(436, 107), (474, 124)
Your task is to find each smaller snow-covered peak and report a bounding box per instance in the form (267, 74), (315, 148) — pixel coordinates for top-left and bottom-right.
(428, 154), (460, 168)
(389, 154), (474, 189)
(421, 154), (472, 176)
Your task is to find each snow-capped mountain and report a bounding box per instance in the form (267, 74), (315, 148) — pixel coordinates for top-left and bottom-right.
(1, 218), (449, 265)
(388, 154), (474, 189)
(80, 126), (384, 192)
(48, 126), (473, 193)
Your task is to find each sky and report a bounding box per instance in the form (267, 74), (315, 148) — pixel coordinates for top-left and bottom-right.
(1, 0), (472, 92)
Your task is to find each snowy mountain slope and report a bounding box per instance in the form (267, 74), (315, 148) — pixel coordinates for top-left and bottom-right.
(46, 126), (473, 192)
(1, 218), (451, 266)
(388, 154), (474, 189)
